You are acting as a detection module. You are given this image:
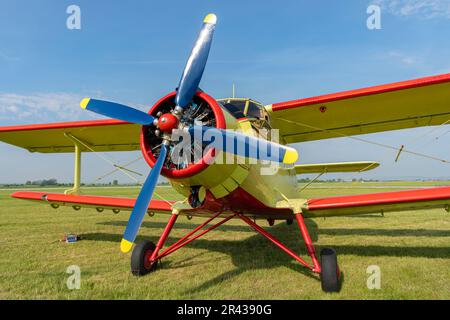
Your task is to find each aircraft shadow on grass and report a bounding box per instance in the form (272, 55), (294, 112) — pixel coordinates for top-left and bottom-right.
(99, 220), (252, 233)
(319, 228), (450, 237)
(82, 219), (450, 294)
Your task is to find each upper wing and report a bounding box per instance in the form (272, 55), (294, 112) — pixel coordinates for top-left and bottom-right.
(302, 186), (450, 217)
(0, 119), (141, 153)
(266, 73), (450, 143)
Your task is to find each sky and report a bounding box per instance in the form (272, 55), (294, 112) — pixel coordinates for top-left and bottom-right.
(0, 0), (449, 184)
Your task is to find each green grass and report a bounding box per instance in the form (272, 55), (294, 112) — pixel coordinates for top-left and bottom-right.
(0, 183), (449, 299)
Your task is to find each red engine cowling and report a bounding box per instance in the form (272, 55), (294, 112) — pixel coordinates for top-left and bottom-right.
(140, 91), (226, 179)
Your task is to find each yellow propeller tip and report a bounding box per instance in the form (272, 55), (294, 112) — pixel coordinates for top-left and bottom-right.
(283, 148), (299, 164)
(80, 98), (90, 109)
(120, 239), (134, 253)
(204, 13), (217, 25)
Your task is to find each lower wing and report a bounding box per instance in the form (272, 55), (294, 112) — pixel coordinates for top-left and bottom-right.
(12, 186), (450, 219)
(11, 191), (232, 218)
(302, 186), (450, 217)
(11, 191), (174, 215)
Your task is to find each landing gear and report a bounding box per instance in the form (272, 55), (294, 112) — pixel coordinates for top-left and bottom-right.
(129, 212), (234, 277)
(238, 213), (342, 292)
(320, 248), (341, 292)
(129, 211), (342, 293)
(131, 240), (158, 276)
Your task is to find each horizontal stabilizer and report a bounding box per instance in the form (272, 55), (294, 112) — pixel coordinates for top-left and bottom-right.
(295, 161), (379, 174)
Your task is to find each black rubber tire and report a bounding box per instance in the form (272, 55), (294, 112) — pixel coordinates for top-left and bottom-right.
(320, 248), (341, 292)
(286, 218), (294, 225)
(131, 240), (158, 276)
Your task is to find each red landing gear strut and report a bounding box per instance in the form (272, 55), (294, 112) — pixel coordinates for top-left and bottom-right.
(237, 213), (321, 273)
(131, 211), (341, 292)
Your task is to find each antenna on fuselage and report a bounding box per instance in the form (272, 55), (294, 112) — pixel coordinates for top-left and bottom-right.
(232, 83), (236, 98)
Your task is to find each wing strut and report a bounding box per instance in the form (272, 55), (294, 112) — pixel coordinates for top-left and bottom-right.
(63, 133), (83, 195)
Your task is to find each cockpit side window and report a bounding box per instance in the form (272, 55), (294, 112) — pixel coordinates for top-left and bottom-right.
(246, 102), (262, 119)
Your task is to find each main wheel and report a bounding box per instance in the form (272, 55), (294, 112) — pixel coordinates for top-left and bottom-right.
(131, 240), (158, 276)
(320, 248), (341, 292)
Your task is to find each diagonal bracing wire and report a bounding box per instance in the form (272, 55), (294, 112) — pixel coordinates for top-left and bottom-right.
(404, 119), (450, 146)
(65, 134), (173, 205)
(93, 155), (144, 183)
(277, 118), (450, 164)
(66, 134), (142, 183)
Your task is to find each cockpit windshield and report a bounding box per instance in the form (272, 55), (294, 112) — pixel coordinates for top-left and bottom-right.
(219, 100), (246, 118)
(218, 98), (263, 119)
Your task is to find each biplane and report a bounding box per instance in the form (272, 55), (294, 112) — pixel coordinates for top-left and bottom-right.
(1, 13), (450, 292)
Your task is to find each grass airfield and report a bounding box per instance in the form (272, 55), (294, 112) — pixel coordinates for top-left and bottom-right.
(0, 181), (449, 299)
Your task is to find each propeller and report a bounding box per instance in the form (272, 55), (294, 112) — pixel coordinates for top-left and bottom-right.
(80, 98), (155, 126)
(175, 13), (217, 109)
(79, 13), (299, 254)
(80, 14), (218, 253)
(189, 126), (298, 164)
(120, 143), (168, 253)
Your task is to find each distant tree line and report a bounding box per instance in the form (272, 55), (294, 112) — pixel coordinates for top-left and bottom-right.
(0, 178), (172, 188)
(26, 179), (59, 186)
(297, 178), (381, 183)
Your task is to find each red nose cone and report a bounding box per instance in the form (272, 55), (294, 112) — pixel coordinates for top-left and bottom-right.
(158, 113), (179, 133)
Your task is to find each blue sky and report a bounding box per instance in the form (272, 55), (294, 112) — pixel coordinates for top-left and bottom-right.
(0, 0), (449, 184)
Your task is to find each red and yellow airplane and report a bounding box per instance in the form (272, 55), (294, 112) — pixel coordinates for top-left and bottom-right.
(1, 14), (450, 292)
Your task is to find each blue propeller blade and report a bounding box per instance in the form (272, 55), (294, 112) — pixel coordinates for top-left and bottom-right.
(189, 126), (298, 164)
(120, 144), (168, 253)
(175, 14), (217, 109)
(80, 98), (155, 126)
